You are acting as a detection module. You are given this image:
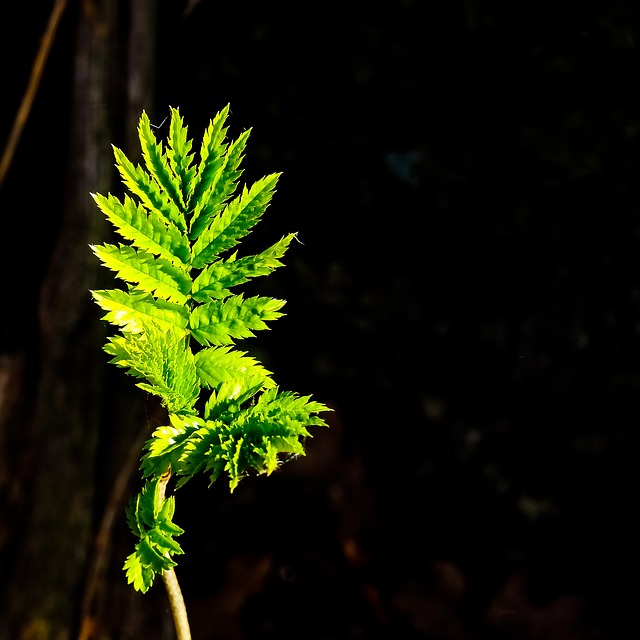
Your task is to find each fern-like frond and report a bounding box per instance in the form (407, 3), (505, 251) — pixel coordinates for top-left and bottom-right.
(190, 173), (280, 268)
(189, 294), (286, 346)
(102, 335), (144, 375)
(91, 244), (191, 304)
(92, 107), (331, 595)
(216, 388), (327, 486)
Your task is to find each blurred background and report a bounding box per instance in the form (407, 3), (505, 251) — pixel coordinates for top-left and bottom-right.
(2, 1), (640, 638)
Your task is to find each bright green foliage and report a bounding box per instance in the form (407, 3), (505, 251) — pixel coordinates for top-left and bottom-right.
(91, 106), (330, 593)
(123, 476), (185, 592)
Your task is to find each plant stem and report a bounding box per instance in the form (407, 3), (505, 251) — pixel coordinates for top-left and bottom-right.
(162, 568), (192, 640)
(158, 470), (192, 640)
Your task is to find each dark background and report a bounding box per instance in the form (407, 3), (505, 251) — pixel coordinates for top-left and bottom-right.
(1, 1), (640, 638)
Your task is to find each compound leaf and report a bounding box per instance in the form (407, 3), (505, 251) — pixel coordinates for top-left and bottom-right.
(92, 107), (331, 593)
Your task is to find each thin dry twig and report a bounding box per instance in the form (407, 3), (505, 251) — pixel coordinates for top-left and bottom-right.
(0, 0), (69, 189)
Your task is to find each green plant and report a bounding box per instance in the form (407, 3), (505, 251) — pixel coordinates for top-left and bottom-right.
(90, 105), (330, 638)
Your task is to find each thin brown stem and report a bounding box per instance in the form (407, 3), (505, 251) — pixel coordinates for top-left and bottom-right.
(162, 567), (192, 640)
(158, 470), (192, 640)
(0, 0), (68, 188)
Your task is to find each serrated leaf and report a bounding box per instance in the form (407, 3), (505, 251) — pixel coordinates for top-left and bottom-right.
(92, 288), (189, 333)
(194, 346), (274, 389)
(91, 243), (191, 304)
(189, 294), (286, 346)
(190, 173), (281, 268)
(137, 537), (176, 570)
(191, 234), (294, 302)
(145, 425), (189, 458)
(126, 322), (200, 414)
(173, 385), (329, 492)
(175, 421), (221, 484)
(158, 517), (186, 536)
(91, 192), (190, 266)
(124, 551), (155, 593)
(112, 146), (186, 234)
(149, 528), (184, 555)
(166, 107), (196, 205)
(204, 380), (264, 420)
(189, 127), (250, 239)
(188, 105), (230, 220)
(125, 493), (144, 537)
(139, 112), (187, 225)
(141, 415), (202, 477)
(135, 481), (158, 527)
(123, 478), (185, 590)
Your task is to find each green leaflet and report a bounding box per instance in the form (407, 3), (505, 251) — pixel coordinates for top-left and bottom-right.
(191, 173), (281, 268)
(138, 112), (188, 227)
(123, 477), (185, 593)
(166, 108), (196, 205)
(92, 243), (191, 305)
(189, 105), (229, 213)
(176, 386), (317, 490)
(92, 106), (331, 593)
(188, 107), (249, 238)
(191, 234), (294, 302)
(189, 294), (286, 346)
(92, 288), (188, 334)
(112, 146), (186, 236)
(141, 414), (203, 478)
(91, 192), (190, 266)
(125, 322), (200, 415)
(194, 346), (275, 389)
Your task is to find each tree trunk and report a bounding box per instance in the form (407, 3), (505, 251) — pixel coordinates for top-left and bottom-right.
(0, 0), (156, 637)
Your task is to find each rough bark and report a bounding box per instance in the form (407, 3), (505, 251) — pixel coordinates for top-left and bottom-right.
(0, 1), (117, 637)
(75, 2), (159, 637)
